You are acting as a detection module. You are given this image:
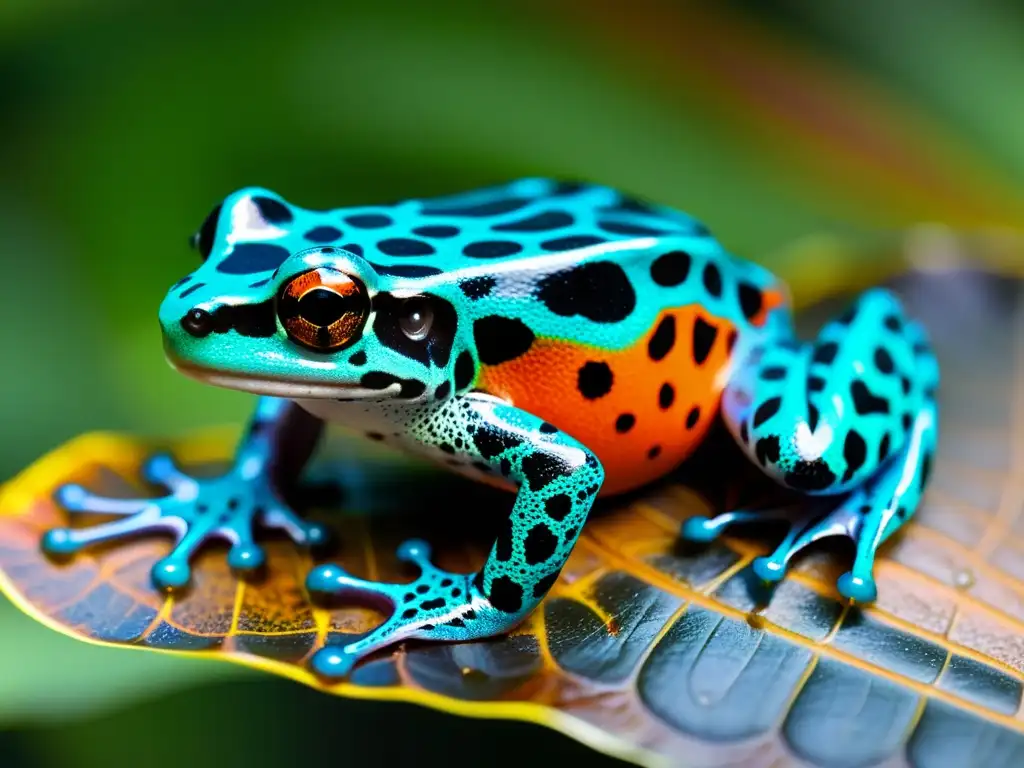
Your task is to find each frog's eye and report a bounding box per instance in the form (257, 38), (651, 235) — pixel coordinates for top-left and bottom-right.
(189, 203), (223, 261)
(277, 268), (369, 352)
(399, 298), (434, 341)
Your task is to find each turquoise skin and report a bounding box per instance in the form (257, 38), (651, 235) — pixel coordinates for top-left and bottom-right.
(41, 179), (939, 678)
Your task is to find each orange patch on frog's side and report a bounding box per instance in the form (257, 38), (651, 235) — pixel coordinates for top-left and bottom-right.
(476, 306), (740, 496)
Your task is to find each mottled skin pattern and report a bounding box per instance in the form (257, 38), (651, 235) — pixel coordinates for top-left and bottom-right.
(41, 178), (939, 677)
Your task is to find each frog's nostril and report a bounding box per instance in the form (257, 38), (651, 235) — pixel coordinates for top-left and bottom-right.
(181, 308), (214, 337)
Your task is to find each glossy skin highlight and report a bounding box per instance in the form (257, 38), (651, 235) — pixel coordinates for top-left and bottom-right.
(42, 179), (939, 677)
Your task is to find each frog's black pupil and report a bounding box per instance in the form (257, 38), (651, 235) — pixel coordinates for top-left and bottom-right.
(297, 288), (348, 327)
(193, 202), (223, 260)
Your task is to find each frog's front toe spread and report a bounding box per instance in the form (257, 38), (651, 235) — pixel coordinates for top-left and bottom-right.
(306, 539), (503, 677)
(44, 451), (328, 590)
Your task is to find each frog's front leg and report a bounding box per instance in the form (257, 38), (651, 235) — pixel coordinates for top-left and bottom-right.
(42, 397), (330, 590)
(682, 288), (939, 603)
(306, 393), (603, 678)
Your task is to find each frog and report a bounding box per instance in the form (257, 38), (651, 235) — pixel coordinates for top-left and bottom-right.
(41, 178), (939, 678)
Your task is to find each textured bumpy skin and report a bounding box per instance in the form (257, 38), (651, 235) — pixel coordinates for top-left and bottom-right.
(42, 178), (939, 676)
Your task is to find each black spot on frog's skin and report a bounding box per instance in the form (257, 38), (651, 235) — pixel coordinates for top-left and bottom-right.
(191, 203), (222, 260)
(494, 211), (574, 232)
(520, 452), (574, 491)
(434, 381), (451, 400)
(217, 243), (291, 274)
(252, 196), (293, 224)
(615, 413), (635, 433)
(808, 376), (826, 392)
(340, 243), (364, 257)
(249, 278), (270, 288)
(536, 261), (636, 323)
(685, 406), (700, 429)
(659, 383), (675, 409)
(349, 351), (367, 366)
(412, 225), (460, 238)
(463, 240), (523, 258)
(377, 238), (435, 257)
(761, 366), (786, 381)
(755, 435), (780, 466)
(874, 347), (895, 374)
(650, 250), (691, 287)
(180, 300), (277, 338)
(423, 197), (531, 218)
(473, 316), (535, 365)
(884, 314), (903, 333)
(597, 220), (667, 236)
(172, 275), (191, 290)
(738, 283), (763, 320)
(648, 316), (676, 361)
(702, 262), (723, 298)
(539, 422), (558, 434)
(692, 317), (718, 365)
(786, 460), (837, 491)
(550, 181), (589, 196)
(577, 361), (613, 399)
(420, 598), (446, 611)
(807, 404), (820, 431)
(843, 430), (867, 483)
(372, 292), (458, 367)
(544, 494), (572, 522)
(345, 213), (393, 229)
(179, 282), (204, 299)
(360, 372), (427, 399)
(532, 571), (560, 598)
(753, 397), (782, 428)
(472, 427), (523, 460)
(524, 524), (558, 565)
(540, 235), (607, 252)
(495, 517), (514, 561)
(851, 380), (889, 415)
(813, 342), (839, 365)
(454, 351), (476, 391)
(487, 576), (523, 613)
(878, 433), (891, 463)
(304, 226), (342, 243)
(459, 276), (496, 300)
(383, 263), (447, 279)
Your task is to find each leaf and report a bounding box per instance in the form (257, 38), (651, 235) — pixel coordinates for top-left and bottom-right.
(4, 258), (1024, 767)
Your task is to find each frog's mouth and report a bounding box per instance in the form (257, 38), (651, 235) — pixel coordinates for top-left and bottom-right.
(169, 358), (402, 400)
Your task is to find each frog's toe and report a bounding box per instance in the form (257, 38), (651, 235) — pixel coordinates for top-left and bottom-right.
(151, 555), (193, 590)
(308, 646), (359, 679)
(262, 506), (331, 549)
(54, 483), (152, 516)
(837, 571), (878, 603)
(142, 453), (199, 496)
(226, 542), (266, 572)
(752, 554), (788, 584)
(679, 507), (796, 544)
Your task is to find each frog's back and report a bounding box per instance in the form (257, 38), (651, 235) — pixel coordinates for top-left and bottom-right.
(369, 179), (789, 495)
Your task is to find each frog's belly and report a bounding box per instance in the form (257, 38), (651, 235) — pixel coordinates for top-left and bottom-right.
(476, 306), (737, 496)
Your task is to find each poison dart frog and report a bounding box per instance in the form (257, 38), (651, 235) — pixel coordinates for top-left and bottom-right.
(42, 179), (939, 677)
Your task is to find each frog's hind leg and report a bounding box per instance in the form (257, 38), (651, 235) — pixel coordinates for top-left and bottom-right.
(681, 288), (940, 602)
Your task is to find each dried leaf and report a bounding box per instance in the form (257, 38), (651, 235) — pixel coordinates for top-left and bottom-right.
(3, 265), (1024, 767)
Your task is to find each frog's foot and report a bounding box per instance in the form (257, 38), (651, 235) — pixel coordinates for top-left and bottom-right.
(306, 539), (507, 679)
(683, 402), (937, 603)
(42, 452), (329, 590)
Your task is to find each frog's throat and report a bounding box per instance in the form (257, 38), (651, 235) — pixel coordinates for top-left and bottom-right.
(169, 359), (400, 400)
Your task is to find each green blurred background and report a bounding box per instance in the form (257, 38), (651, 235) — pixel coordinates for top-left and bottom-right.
(1, 1), (1022, 765)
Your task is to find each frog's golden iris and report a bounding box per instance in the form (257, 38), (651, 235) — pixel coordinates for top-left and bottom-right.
(276, 267), (368, 352)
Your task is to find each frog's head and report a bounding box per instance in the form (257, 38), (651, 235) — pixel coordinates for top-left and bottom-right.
(159, 188), (466, 402)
